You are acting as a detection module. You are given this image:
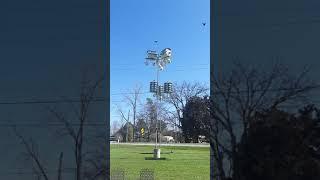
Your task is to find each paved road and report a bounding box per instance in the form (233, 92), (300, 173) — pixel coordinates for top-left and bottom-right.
(110, 142), (210, 147)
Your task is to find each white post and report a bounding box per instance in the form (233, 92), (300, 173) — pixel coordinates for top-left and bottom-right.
(154, 57), (160, 158)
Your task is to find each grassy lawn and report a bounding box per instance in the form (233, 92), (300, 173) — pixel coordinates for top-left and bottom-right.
(110, 144), (210, 180)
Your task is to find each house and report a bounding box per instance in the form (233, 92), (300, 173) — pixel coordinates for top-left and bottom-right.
(198, 135), (208, 143)
(163, 136), (174, 143)
(112, 122), (133, 142)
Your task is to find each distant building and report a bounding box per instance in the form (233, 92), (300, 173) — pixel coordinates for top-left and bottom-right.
(198, 135), (208, 143)
(163, 136), (174, 143)
(112, 122), (133, 142)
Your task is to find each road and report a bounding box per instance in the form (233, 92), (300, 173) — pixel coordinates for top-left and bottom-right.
(110, 142), (210, 147)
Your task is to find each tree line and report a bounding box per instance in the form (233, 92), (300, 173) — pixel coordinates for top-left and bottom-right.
(113, 81), (209, 143)
(115, 61), (320, 179)
(12, 61), (320, 179)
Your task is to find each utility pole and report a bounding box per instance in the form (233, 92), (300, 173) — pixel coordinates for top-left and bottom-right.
(145, 46), (173, 159)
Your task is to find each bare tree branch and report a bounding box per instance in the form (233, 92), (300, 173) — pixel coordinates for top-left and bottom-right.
(210, 61), (319, 179)
(13, 126), (49, 180)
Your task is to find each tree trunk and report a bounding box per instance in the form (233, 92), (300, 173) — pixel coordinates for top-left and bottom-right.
(133, 106), (136, 142)
(231, 135), (240, 180)
(57, 152), (63, 180)
(211, 137), (226, 180)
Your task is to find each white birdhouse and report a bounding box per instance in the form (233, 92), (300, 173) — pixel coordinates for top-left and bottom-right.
(160, 48), (172, 59)
(146, 50), (158, 60)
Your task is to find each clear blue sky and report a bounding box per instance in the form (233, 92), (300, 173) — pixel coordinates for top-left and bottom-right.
(110, 0), (210, 123)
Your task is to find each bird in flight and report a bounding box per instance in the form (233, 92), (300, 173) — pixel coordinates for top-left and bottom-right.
(202, 22), (206, 26)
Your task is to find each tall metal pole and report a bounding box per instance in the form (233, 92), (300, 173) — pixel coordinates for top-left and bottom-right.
(146, 47), (172, 159)
(155, 41), (159, 149)
(157, 70), (161, 148)
(155, 68), (159, 149)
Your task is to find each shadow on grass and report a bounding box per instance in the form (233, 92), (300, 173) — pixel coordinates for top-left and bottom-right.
(140, 151), (174, 155)
(144, 157), (167, 160)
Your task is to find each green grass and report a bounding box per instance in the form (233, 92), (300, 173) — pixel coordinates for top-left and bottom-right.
(110, 144), (210, 180)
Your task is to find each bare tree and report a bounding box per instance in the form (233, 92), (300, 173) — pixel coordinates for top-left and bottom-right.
(47, 72), (104, 180)
(116, 84), (142, 142)
(165, 81), (209, 128)
(117, 108), (131, 142)
(136, 98), (169, 142)
(123, 84), (142, 141)
(13, 127), (50, 180)
(14, 127), (64, 180)
(209, 62), (319, 180)
(161, 81), (208, 142)
(14, 67), (106, 180)
(111, 120), (120, 135)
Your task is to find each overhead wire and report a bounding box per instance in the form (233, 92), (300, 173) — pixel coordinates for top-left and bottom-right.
(2, 86), (319, 127)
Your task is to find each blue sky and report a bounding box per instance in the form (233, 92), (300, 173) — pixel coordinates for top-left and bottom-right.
(110, 0), (210, 123)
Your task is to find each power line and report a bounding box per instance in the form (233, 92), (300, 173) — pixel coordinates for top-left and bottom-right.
(111, 86), (320, 103)
(0, 168), (89, 176)
(111, 84), (320, 96)
(111, 67), (209, 71)
(111, 63), (209, 71)
(110, 92), (150, 95)
(210, 85), (320, 95)
(111, 63), (209, 67)
(0, 87), (318, 104)
(0, 97), (108, 105)
(0, 122), (107, 127)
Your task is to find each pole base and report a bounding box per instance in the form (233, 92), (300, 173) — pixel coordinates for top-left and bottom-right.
(153, 148), (161, 159)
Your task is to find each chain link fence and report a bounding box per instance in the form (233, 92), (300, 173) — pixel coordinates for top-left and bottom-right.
(111, 168), (155, 180)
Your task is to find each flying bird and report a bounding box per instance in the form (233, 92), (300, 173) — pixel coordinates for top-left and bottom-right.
(202, 22), (206, 26)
